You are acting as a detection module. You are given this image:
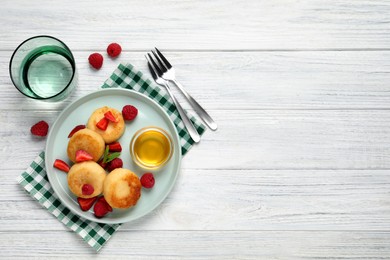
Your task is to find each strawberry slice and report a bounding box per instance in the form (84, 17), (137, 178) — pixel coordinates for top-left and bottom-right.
(53, 159), (70, 173)
(68, 125), (86, 138)
(94, 196), (112, 218)
(108, 142), (122, 152)
(77, 197), (98, 211)
(104, 111), (118, 123)
(75, 150), (93, 162)
(96, 117), (109, 130)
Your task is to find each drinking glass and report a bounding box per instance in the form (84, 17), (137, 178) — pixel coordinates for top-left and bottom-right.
(9, 35), (76, 101)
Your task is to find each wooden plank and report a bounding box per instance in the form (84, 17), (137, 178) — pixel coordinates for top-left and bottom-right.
(2, 1), (390, 258)
(1, 0), (390, 50)
(1, 230), (389, 258)
(3, 51), (390, 110)
(2, 109), (390, 170)
(3, 169), (390, 231)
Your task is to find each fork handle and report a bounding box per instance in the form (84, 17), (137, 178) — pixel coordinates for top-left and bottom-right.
(171, 79), (218, 131)
(164, 83), (201, 143)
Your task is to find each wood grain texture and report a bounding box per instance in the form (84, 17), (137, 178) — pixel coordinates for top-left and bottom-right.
(3, 169), (390, 231)
(1, 0), (390, 50)
(3, 110), (390, 170)
(3, 50), (390, 110)
(2, 0), (390, 258)
(1, 231), (390, 259)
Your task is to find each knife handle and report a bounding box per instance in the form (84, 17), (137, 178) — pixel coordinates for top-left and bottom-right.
(170, 79), (217, 131)
(164, 83), (201, 143)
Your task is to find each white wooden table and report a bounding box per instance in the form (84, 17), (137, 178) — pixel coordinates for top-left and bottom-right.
(1, 0), (390, 258)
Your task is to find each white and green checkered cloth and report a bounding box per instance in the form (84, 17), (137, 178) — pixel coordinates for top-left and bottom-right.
(17, 63), (206, 251)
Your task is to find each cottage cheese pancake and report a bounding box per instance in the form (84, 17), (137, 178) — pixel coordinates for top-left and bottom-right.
(67, 161), (106, 198)
(87, 106), (125, 143)
(103, 168), (141, 209)
(67, 128), (105, 163)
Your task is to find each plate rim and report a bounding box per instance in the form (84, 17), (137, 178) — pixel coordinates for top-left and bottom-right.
(45, 88), (182, 224)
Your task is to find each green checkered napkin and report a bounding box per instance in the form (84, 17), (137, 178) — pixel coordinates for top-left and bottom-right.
(17, 63), (206, 251)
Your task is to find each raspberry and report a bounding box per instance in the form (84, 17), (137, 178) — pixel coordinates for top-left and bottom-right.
(98, 159), (107, 169)
(122, 105), (138, 121)
(106, 158), (123, 172)
(94, 196), (112, 218)
(31, 120), (49, 137)
(140, 173), (155, 188)
(98, 196), (113, 212)
(88, 53), (103, 69)
(107, 43), (122, 58)
(82, 184), (94, 195)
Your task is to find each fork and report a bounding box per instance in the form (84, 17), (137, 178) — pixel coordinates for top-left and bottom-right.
(151, 48), (218, 131)
(146, 53), (201, 143)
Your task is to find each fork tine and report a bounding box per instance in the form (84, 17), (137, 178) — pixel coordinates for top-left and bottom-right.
(146, 53), (163, 77)
(145, 55), (158, 80)
(154, 47), (172, 69)
(151, 50), (168, 72)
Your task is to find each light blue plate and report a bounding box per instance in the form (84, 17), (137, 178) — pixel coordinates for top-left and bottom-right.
(45, 88), (181, 224)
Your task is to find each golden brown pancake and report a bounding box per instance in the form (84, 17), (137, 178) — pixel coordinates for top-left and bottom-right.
(103, 168), (141, 209)
(86, 106), (125, 143)
(67, 128), (105, 163)
(67, 161), (106, 198)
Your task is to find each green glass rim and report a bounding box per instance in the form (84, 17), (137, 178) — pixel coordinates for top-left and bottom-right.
(9, 35), (76, 100)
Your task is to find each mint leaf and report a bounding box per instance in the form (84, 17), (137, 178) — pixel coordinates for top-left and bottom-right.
(102, 145), (109, 163)
(102, 145), (121, 163)
(106, 152), (120, 163)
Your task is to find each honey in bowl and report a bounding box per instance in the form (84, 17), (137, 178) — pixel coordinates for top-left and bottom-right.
(130, 127), (173, 170)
